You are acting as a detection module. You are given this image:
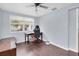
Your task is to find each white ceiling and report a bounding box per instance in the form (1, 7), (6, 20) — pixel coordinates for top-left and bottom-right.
(0, 3), (72, 17)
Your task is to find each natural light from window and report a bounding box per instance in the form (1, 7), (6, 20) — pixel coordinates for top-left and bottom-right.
(10, 15), (34, 32)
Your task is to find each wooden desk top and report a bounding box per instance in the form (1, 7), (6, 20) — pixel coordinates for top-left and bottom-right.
(0, 37), (16, 52)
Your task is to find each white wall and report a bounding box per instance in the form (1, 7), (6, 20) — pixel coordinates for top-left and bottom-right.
(68, 8), (78, 52)
(34, 17), (40, 26)
(0, 9), (35, 43)
(39, 4), (79, 52)
(78, 9), (79, 52)
(39, 8), (68, 49)
(0, 10), (3, 39)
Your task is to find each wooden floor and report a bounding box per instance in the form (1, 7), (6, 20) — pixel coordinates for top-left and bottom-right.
(0, 37), (16, 56)
(0, 38), (78, 56)
(16, 40), (68, 56)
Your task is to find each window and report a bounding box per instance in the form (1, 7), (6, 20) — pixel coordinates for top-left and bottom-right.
(10, 15), (34, 32)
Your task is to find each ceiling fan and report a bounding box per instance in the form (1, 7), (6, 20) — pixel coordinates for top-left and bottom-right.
(26, 3), (56, 12)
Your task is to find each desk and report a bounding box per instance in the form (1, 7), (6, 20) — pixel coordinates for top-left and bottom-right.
(25, 32), (43, 43)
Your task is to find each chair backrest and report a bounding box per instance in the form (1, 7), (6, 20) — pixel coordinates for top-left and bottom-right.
(34, 28), (40, 38)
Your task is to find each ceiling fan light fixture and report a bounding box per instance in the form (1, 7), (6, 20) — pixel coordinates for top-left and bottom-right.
(34, 3), (41, 7)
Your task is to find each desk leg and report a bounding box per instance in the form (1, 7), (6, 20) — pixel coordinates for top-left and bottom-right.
(41, 33), (43, 41)
(25, 33), (26, 43)
(27, 35), (29, 43)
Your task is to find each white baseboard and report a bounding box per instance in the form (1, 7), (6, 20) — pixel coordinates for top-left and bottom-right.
(49, 42), (68, 51)
(49, 41), (78, 53)
(69, 48), (78, 53)
(11, 41), (16, 48)
(43, 40), (68, 50)
(16, 40), (25, 43)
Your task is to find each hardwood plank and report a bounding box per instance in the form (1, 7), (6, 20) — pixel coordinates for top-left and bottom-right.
(16, 41), (68, 56)
(0, 37), (16, 56)
(68, 50), (78, 56)
(0, 48), (16, 56)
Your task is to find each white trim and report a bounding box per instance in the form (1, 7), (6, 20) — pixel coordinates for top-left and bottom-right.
(16, 40), (25, 43)
(11, 41), (16, 49)
(68, 8), (79, 53)
(49, 41), (78, 53)
(76, 8), (78, 52)
(69, 48), (78, 52)
(49, 42), (68, 51)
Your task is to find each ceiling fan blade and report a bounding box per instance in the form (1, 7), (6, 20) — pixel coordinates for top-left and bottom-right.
(51, 8), (57, 11)
(39, 5), (48, 9)
(26, 5), (34, 7)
